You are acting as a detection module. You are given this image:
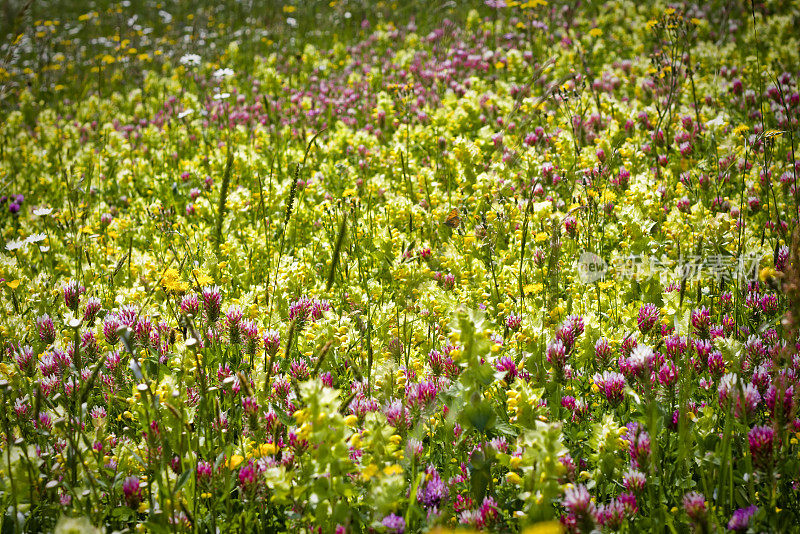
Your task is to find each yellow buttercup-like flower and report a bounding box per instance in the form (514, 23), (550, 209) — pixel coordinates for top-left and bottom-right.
(506, 472), (523, 485)
(361, 463), (379, 481)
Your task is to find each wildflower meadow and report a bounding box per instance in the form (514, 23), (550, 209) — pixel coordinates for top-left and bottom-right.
(1, 0), (800, 532)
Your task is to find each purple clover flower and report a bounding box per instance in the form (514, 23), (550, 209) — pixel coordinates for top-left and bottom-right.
(381, 513), (405, 534)
(122, 476), (142, 508)
(593, 371), (626, 404)
(417, 465), (448, 509)
(727, 505), (757, 531)
(637, 304), (659, 334)
(748, 425), (774, 470)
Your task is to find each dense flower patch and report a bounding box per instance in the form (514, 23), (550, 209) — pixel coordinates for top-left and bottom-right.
(1, 0), (800, 532)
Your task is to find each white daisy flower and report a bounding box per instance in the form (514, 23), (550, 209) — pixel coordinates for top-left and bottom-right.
(180, 53), (201, 67)
(213, 68), (234, 79)
(26, 233), (47, 244)
(5, 239), (28, 251)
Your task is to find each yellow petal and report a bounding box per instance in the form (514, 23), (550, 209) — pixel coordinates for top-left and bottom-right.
(522, 521), (564, 534)
(383, 464), (403, 476)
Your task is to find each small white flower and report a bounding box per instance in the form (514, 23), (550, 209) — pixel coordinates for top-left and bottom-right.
(32, 207), (53, 216)
(178, 109), (194, 119)
(26, 233), (47, 244)
(287, 17), (298, 28)
(180, 53), (201, 66)
(213, 67), (234, 79)
(5, 239), (28, 252)
(705, 114), (726, 132)
(213, 92), (231, 100)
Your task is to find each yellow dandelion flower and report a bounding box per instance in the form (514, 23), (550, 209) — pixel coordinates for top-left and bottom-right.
(361, 463), (379, 481)
(227, 455), (244, 469)
(383, 464), (403, 476)
(193, 269), (214, 287)
(344, 415), (359, 427)
(507, 472), (523, 485)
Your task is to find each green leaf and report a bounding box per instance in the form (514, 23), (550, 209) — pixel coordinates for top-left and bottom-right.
(461, 395), (496, 433)
(174, 469), (192, 494)
(1, 513), (16, 534)
(142, 520), (170, 534)
(461, 363), (496, 389)
(493, 421), (516, 437)
(405, 472), (425, 530)
(470, 464), (491, 502)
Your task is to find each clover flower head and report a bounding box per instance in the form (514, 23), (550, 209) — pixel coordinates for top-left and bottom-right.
(123, 476), (142, 508)
(62, 280), (85, 312)
(381, 514), (405, 534)
(547, 339), (568, 372)
(83, 296), (102, 323)
(623, 469), (646, 493)
(594, 337), (612, 365)
(202, 286), (223, 323)
(727, 505), (758, 531)
(748, 425), (774, 470)
(594, 371), (626, 403)
(682, 491), (706, 522)
(417, 465), (448, 509)
(562, 484), (597, 530)
(637, 303), (659, 334)
(36, 314), (56, 344)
